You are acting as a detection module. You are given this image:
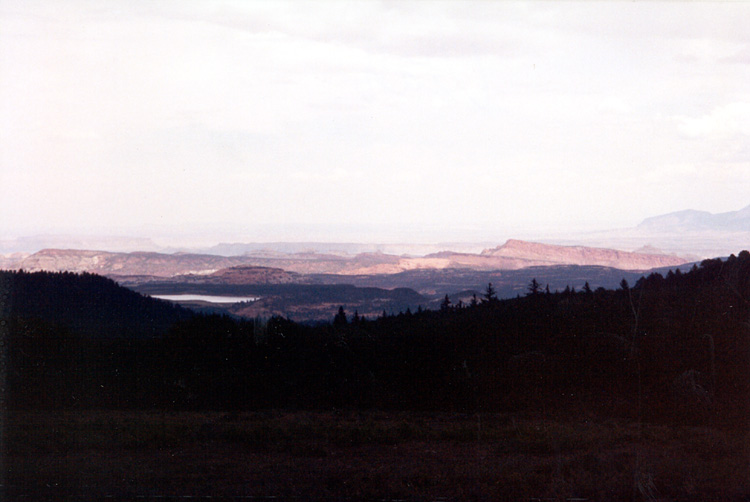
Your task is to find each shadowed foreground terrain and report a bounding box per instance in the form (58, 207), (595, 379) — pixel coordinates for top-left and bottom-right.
(5, 409), (749, 501)
(5, 253), (750, 500)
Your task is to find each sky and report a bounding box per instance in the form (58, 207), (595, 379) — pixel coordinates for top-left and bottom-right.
(2, 1), (750, 245)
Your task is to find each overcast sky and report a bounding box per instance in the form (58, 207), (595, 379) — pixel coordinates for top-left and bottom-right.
(2, 1), (750, 244)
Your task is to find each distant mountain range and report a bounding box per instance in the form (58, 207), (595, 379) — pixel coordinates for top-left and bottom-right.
(4, 205), (748, 322)
(477, 239), (686, 269)
(0, 238), (696, 322)
(541, 204), (750, 259)
(4, 249), (256, 277)
(637, 205), (750, 232)
(0, 235), (161, 254)
(0, 206), (750, 260)
(2, 239), (688, 278)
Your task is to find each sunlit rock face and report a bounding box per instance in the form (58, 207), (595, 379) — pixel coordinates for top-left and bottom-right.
(6, 238), (691, 280)
(476, 239), (689, 271)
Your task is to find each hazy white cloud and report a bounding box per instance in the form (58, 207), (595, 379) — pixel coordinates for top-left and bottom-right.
(2, 0), (750, 241)
(677, 102), (750, 138)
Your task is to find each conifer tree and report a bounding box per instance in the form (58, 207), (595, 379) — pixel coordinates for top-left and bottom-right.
(440, 294), (452, 311)
(528, 278), (541, 296)
(483, 283), (497, 303)
(333, 306), (347, 328)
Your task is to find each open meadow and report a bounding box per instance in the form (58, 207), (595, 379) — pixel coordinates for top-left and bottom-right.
(4, 409), (750, 501)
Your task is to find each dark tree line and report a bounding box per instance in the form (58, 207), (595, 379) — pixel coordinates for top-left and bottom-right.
(4, 253), (750, 426)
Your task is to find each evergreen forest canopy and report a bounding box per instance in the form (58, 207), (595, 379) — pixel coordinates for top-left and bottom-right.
(3, 252), (750, 427)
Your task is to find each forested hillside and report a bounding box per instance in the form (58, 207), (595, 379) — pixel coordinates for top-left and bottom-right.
(4, 252), (750, 426)
(3, 270), (192, 339)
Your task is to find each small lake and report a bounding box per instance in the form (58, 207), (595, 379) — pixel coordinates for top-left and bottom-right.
(152, 294), (259, 304)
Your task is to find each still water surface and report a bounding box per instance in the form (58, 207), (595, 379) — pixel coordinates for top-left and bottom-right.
(153, 294), (259, 303)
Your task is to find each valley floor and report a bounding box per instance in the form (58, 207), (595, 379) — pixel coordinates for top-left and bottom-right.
(4, 409), (750, 501)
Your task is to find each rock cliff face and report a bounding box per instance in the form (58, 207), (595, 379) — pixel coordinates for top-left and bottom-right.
(477, 239), (687, 270)
(344, 241), (689, 274)
(0, 252), (29, 269)
(5, 239), (690, 279)
(6, 249), (405, 277)
(10, 249), (254, 277)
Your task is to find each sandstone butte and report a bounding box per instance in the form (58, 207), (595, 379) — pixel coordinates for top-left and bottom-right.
(5, 239), (690, 278)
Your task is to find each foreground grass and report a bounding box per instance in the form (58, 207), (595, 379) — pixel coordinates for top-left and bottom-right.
(4, 409), (750, 501)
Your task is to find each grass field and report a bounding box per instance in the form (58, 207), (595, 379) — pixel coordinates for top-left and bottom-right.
(3, 409), (750, 501)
